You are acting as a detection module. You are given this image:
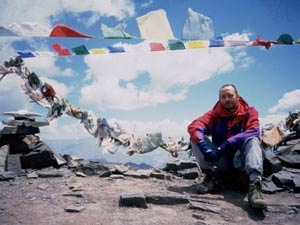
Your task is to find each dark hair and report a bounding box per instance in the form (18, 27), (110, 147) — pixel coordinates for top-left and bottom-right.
(219, 84), (238, 95)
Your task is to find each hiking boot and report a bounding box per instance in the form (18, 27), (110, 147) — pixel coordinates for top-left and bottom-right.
(196, 171), (220, 194)
(248, 178), (267, 210)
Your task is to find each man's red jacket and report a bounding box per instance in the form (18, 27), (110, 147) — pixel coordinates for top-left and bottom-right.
(188, 97), (260, 150)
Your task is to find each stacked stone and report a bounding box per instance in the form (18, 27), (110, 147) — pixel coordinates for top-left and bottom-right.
(0, 110), (65, 177)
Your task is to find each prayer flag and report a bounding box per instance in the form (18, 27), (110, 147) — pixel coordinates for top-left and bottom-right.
(52, 43), (71, 56)
(149, 43), (165, 51)
(182, 8), (214, 40)
(71, 45), (89, 55)
(168, 41), (185, 50)
(188, 40), (205, 48)
(107, 46), (125, 53)
(223, 34), (250, 47)
(90, 48), (107, 54)
(101, 23), (133, 39)
(136, 9), (174, 40)
(17, 51), (35, 58)
(209, 36), (224, 47)
(277, 33), (294, 45)
(50, 24), (94, 38)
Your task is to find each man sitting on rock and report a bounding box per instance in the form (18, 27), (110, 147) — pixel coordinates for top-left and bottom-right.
(187, 84), (267, 210)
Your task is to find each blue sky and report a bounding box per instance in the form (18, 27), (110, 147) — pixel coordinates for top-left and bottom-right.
(1, 0), (300, 163)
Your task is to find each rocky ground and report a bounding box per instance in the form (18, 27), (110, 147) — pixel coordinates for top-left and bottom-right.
(1, 164), (300, 225)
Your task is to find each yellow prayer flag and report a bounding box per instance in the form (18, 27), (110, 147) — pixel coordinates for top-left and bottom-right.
(188, 40), (205, 48)
(90, 48), (107, 54)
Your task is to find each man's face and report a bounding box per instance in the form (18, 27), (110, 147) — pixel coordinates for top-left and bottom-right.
(219, 86), (239, 112)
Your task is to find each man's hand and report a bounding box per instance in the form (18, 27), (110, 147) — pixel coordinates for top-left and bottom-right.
(197, 141), (219, 162)
(198, 140), (231, 162)
(217, 141), (230, 154)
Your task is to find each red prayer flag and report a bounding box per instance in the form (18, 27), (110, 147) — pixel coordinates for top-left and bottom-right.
(52, 43), (71, 56)
(149, 43), (165, 51)
(50, 24), (94, 38)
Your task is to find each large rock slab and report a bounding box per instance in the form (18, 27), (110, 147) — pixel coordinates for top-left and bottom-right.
(119, 193), (148, 208)
(277, 154), (300, 169)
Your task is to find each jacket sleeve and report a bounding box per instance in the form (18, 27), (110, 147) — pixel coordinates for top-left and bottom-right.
(187, 110), (214, 143)
(227, 107), (260, 149)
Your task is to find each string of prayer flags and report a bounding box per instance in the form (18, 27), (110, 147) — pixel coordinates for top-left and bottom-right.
(136, 9), (175, 40)
(182, 8), (214, 40)
(101, 23), (134, 39)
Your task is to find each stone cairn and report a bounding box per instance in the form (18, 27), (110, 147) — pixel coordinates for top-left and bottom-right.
(0, 110), (66, 177)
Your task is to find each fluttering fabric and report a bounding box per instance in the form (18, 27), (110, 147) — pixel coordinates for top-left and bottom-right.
(101, 23), (133, 39)
(168, 41), (185, 50)
(0, 56), (189, 157)
(209, 36), (224, 47)
(188, 40), (206, 48)
(107, 46), (125, 53)
(1, 22), (51, 37)
(277, 33), (294, 45)
(89, 48), (107, 54)
(149, 43), (165, 51)
(17, 52), (36, 58)
(223, 33), (250, 47)
(52, 43), (72, 56)
(251, 35), (277, 49)
(71, 45), (90, 55)
(136, 9), (175, 40)
(50, 24), (94, 38)
(182, 8), (215, 40)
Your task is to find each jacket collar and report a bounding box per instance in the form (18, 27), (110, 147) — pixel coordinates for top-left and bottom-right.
(212, 96), (249, 117)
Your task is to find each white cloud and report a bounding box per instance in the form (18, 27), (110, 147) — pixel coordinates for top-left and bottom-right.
(0, 0), (135, 27)
(39, 119), (91, 140)
(0, 75), (32, 113)
(80, 40), (238, 110)
(23, 56), (75, 77)
(39, 116), (189, 141)
(109, 118), (189, 138)
(259, 114), (286, 128)
(63, 0), (135, 24)
(268, 89), (300, 113)
(140, 0), (154, 8)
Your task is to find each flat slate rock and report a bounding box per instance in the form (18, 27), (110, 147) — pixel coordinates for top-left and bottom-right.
(277, 154), (300, 169)
(64, 206), (85, 213)
(3, 110), (41, 118)
(119, 193), (148, 208)
(262, 181), (284, 194)
(2, 119), (49, 127)
(146, 193), (189, 205)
